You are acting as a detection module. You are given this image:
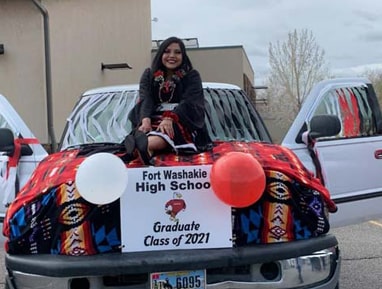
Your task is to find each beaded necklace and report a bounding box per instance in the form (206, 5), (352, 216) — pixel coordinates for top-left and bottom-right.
(153, 69), (186, 103)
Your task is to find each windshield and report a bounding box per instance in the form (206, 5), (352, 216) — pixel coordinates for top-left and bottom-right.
(204, 88), (263, 141)
(60, 87), (266, 150)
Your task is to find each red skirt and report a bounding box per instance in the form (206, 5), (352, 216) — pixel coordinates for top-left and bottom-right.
(148, 115), (197, 154)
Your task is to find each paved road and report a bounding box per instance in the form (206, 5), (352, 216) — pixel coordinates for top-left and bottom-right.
(333, 220), (382, 288)
(0, 221), (381, 289)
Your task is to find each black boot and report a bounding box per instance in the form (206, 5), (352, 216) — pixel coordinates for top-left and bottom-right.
(124, 134), (136, 154)
(121, 134), (136, 163)
(134, 131), (153, 165)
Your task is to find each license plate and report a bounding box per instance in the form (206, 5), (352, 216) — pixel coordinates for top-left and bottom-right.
(150, 270), (206, 289)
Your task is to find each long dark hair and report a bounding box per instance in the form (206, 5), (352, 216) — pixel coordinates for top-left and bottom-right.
(151, 37), (193, 72)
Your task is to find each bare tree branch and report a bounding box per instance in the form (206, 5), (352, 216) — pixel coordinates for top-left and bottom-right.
(362, 69), (382, 106)
(264, 29), (329, 132)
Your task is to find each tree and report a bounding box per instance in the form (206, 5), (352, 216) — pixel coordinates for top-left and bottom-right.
(362, 69), (382, 106)
(262, 29), (329, 139)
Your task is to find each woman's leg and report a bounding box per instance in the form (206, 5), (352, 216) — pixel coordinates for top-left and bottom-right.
(148, 135), (168, 154)
(134, 132), (169, 165)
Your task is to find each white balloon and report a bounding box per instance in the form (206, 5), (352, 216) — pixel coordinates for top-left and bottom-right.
(75, 152), (128, 205)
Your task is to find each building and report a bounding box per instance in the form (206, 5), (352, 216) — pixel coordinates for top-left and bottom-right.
(0, 0), (255, 150)
(185, 45), (255, 100)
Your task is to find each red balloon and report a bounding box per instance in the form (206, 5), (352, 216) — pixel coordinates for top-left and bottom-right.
(210, 152), (266, 208)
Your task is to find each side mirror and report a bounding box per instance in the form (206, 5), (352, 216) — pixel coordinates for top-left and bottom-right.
(301, 115), (341, 187)
(0, 128), (15, 155)
(309, 115), (341, 140)
(0, 128), (34, 156)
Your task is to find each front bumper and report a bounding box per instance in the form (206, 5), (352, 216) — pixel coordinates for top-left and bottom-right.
(6, 234), (340, 289)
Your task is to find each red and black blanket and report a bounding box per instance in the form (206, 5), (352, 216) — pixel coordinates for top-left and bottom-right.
(3, 141), (336, 255)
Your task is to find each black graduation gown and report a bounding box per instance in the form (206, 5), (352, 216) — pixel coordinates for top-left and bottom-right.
(129, 68), (212, 152)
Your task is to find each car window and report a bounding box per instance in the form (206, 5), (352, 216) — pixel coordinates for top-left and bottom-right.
(312, 84), (380, 140)
(0, 114), (13, 133)
(60, 90), (138, 149)
(60, 87), (265, 150)
(204, 88), (262, 141)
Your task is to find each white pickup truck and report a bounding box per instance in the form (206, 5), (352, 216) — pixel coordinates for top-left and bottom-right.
(1, 77), (381, 289)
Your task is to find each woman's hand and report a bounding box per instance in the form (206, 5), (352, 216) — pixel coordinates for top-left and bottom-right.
(158, 118), (174, 139)
(138, 118), (152, 133)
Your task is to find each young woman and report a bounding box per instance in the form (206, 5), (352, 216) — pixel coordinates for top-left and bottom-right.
(126, 36), (211, 165)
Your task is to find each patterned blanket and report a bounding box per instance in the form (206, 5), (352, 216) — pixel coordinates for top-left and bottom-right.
(3, 141), (336, 255)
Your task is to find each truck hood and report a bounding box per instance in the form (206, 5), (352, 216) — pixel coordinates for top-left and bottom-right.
(3, 140), (337, 255)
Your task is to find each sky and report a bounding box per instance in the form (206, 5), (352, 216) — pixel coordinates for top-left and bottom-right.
(151, 0), (382, 84)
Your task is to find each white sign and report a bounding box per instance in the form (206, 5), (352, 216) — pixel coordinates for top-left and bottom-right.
(121, 165), (232, 252)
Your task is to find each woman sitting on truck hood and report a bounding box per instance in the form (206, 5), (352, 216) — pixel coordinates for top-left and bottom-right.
(126, 36), (212, 165)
